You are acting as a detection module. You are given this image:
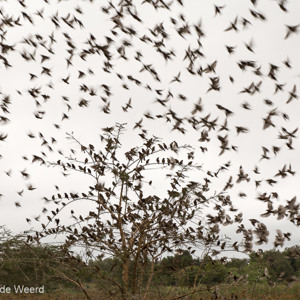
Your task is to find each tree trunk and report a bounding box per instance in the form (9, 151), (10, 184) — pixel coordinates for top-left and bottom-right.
(122, 258), (130, 300)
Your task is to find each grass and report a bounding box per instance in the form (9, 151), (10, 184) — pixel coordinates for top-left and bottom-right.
(0, 282), (299, 299)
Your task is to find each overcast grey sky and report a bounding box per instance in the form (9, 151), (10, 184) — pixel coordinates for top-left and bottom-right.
(0, 0), (300, 254)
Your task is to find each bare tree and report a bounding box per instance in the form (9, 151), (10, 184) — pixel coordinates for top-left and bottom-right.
(27, 123), (242, 299)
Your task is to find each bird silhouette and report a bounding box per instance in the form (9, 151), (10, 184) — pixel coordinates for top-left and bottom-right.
(0, 0), (298, 267)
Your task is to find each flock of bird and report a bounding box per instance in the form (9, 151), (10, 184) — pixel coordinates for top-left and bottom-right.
(0, 0), (299, 252)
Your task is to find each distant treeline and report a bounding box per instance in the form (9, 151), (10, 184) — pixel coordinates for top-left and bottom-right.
(1, 234), (299, 293)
